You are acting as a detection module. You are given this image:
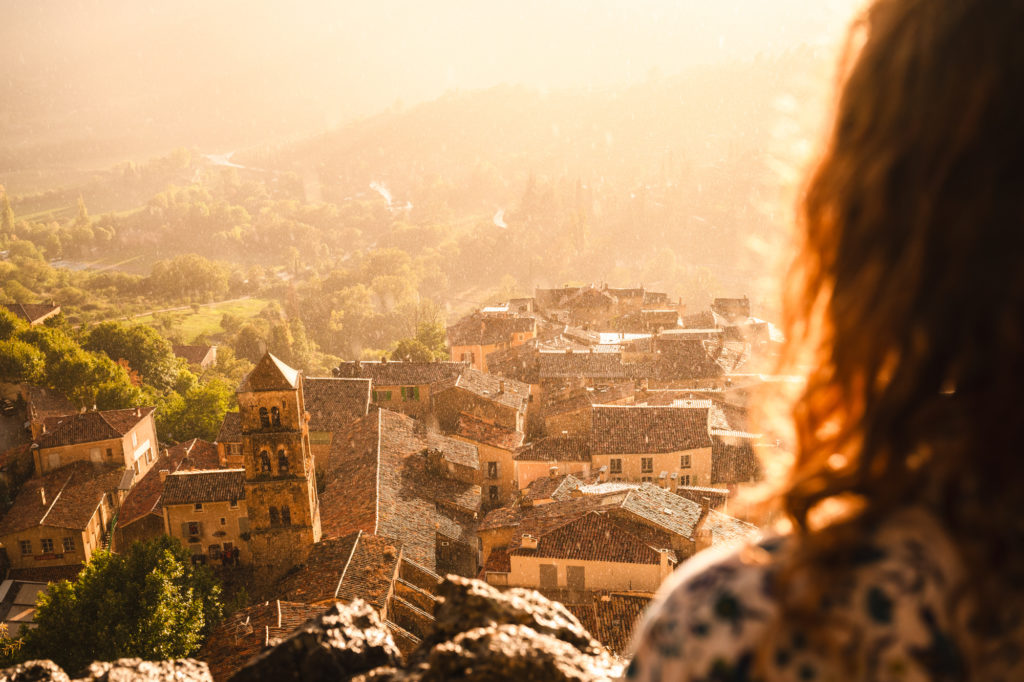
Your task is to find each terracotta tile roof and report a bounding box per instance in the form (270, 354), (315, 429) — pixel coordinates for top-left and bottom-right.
(514, 437), (591, 462)
(560, 592), (652, 655)
(237, 353), (298, 393)
(25, 385), (77, 421)
(425, 430), (479, 471)
(538, 351), (629, 380)
(483, 546), (512, 573)
(276, 532), (360, 604)
(2, 303), (60, 325)
(522, 472), (600, 504)
(510, 511), (673, 565)
(617, 483), (705, 539)
(216, 411), (242, 443)
(303, 377), (371, 433)
(447, 314), (536, 347)
(705, 510), (761, 546)
(162, 469), (245, 506)
(333, 360), (469, 386)
(118, 439), (220, 526)
(590, 405), (711, 454)
(455, 415), (525, 451)
(433, 368), (530, 413)
(36, 407), (155, 449)
(334, 533), (401, 611)
(320, 409), (479, 573)
(198, 600), (321, 682)
(0, 462), (122, 535)
(479, 492), (624, 534)
(172, 344), (215, 366)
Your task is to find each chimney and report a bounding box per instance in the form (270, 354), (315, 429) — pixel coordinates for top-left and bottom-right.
(135, 407), (141, 418)
(521, 534), (538, 550)
(39, 487), (46, 506)
(659, 548), (674, 578)
(498, 380), (505, 394)
(381, 355), (388, 364)
(548, 465), (559, 478)
(159, 469), (170, 483)
(695, 496), (712, 533)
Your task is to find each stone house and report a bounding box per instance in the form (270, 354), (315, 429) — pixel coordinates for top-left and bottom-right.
(589, 405), (713, 487)
(333, 360), (469, 419)
(430, 369), (530, 434)
(214, 412), (243, 468)
(513, 437), (592, 491)
(172, 344), (218, 369)
(115, 439), (220, 551)
(162, 469), (249, 565)
(446, 313), (537, 372)
(451, 414), (525, 509)
(0, 462), (123, 574)
(34, 407), (158, 483)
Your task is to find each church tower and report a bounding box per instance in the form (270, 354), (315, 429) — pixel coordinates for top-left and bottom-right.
(238, 353), (321, 570)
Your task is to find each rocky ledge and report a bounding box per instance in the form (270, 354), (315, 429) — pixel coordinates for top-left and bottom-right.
(0, 576), (625, 682)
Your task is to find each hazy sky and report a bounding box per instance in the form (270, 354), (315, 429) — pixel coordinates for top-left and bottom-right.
(2, 0), (862, 154)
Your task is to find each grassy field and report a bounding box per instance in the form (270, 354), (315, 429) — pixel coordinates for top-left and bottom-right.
(131, 297), (272, 342)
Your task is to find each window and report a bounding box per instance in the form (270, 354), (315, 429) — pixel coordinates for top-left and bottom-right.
(680, 474), (690, 486)
(281, 506), (291, 526)
(259, 407), (270, 428)
(692, 475), (698, 485)
(220, 517), (227, 526)
(194, 503), (204, 512)
(229, 498), (239, 509)
(567, 565), (585, 591)
(641, 457), (653, 473)
(269, 506), (280, 527)
(228, 443), (242, 455)
(461, 352), (475, 364)
(610, 458), (622, 474)
(106, 447), (114, 459)
(539, 563), (558, 588)
(270, 406), (281, 427)
(489, 485), (499, 503)
(259, 451), (272, 473)
(19, 540), (31, 555)
(63, 537), (74, 553)
(187, 521), (201, 536)
(680, 454), (691, 468)
(372, 390), (393, 401)
(642, 476), (653, 483)
(401, 386), (420, 401)
(277, 450), (289, 475)
(208, 544), (222, 560)
(487, 462), (498, 479)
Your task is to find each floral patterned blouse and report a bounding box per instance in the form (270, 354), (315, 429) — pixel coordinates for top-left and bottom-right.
(626, 507), (1019, 681)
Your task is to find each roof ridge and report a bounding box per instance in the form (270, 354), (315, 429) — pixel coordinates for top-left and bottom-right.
(38, 469), (76, 526)
(333, 530), (362, 600)
(373, 410), (382, 535)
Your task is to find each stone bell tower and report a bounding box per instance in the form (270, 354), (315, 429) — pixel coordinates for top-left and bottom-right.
(238, 353), (321, 570)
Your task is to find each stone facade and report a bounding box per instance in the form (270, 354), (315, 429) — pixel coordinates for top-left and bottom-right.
(238, 354), (322, 572)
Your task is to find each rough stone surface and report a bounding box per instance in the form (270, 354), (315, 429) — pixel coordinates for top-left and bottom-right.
(0, 577), (624, 682)
(78, 659), (212, 682)
(0, 661), (69, 682)
(228, 600), (401, 682)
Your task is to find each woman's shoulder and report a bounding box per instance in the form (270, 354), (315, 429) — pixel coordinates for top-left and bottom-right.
(624, 507), (965, 681)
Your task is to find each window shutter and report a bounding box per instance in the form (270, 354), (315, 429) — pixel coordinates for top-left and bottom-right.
(181, 523), (190, 537)
(239, 517), (250, 533)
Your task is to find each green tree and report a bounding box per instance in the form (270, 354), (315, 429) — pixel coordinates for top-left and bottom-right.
(0, 339), (45, 383)
(415, 320), (449, 358)
(0, 186), (13, 238)
(84, 321), (178, 390)
(20, 536), (222, 673)
(390, 338), (434, 363)
(157, 378), (234, 442)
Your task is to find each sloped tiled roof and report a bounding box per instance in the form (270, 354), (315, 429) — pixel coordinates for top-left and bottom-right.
(705, 510), (761, 546)
(618, 483), (705, 539)
(521, 473), (599, 504)
(433, 368), (530, 413)
(198, 600), (321, 682)
(333, 360), (469, 386)
(276, 532), (360, 604)
(510, 511), (672, 565)
(216, 411), (242, 442)
(238, 353), (298, 392)
(447, 314), (536, 346)
(162, 469), (244, 506)
(25, 385), (77, 421)
(0, 462), (122, 536)
(172, 344), (215, 366)
(36, 407), (155, 449)
(2, 302), (60, 325)
(590, 405), (711, 454)
(562, 593), (652, 655)
(455, 415), (525, 451)
(304, 377), (372, 433)
(118, 439), (221, 526)
(334, 533), (401, 611)
(538, 351), (629, 380)
(514, 437), (591, 462)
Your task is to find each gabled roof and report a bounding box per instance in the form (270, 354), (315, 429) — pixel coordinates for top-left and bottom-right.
(118, 439), (221, 526)
(433, 368), (530, 413)
(1, 302), (60, 325)
(238, 353), (299, 393)
(333, 360), (469, 386)
(303, 377), (372, 433)
(162, 469), (245, 506)
(198, 600), (321, 682)
(25, 385), (77, 422)
(172, 344), (216, 366)
(510, 511), (673, 565)
(216, 411), (242, 443)
(36, 407), (155, 449)
(0, 462), (122, 536)
(514, 437), (591, 462)
(590, 405), (711, 454)
(538, 351), (629, 380)
(455, 415), (525, 451)
(521, 472), (600, 504)
(447, 314), (536, 346)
